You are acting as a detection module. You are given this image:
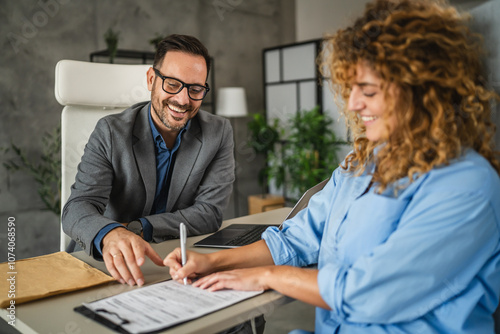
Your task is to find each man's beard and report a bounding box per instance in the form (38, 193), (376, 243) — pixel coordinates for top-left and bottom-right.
(154, 98), (196, 131)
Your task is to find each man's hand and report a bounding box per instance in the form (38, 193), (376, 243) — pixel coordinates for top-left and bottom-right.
(102, 227), (164, 286)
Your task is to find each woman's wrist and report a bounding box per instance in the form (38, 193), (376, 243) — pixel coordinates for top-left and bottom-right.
(259, 265), (277, 290)
(206, 250), (227, 273)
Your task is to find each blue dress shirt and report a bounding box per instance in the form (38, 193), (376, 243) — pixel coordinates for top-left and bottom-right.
(263, 149), (500, 333)
(93, 104), (188, 256)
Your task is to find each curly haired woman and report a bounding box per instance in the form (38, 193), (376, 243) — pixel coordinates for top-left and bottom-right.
(165, 0), (500, 332)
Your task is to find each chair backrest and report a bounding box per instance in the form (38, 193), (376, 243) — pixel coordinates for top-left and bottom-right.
(55, 60), (151, 251)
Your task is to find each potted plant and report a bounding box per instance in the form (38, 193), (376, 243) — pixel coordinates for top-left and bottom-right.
(246, 113), (281, 193)
(246, 113), (284, 214)
(276, 107), (342, 202)
(2, 126), (61, 215)
(149, 33), (165, 50)
(104, 28), (120, 63)
(246, 108), (345, 210)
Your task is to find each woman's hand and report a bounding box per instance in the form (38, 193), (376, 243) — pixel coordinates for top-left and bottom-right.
(164, 240), (275, 284)
(164, 248), (213, 284)
(192, 267), (273, 292)
(166, 245), (330, 309)
(195, 265), (331, 310)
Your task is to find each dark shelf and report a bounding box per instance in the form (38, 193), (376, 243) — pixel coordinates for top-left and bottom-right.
(89, 49), (155, 64)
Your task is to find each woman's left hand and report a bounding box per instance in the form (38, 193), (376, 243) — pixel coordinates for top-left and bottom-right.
(192, 266), (273, 292)
(193, 265), (330, 309)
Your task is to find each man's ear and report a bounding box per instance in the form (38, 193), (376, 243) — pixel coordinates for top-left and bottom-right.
(146, 67), (155, 91)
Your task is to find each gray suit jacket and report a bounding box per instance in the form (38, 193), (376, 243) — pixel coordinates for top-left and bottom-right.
(62, 101), (235, 256)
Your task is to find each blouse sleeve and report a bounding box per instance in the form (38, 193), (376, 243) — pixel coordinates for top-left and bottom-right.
(262, 169), (341, 267)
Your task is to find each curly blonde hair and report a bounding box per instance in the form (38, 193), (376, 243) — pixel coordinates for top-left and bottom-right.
(322, 0), (500, 192)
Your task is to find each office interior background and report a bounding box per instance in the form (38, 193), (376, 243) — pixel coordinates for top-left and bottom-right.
(0, 0), (498, 263)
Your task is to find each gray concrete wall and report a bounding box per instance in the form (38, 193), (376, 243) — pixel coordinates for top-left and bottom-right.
(0, 0), (295, 261)
(470, 0), (500, 151)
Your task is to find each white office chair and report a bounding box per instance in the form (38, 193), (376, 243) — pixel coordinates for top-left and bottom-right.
(54, 60), (151, 252)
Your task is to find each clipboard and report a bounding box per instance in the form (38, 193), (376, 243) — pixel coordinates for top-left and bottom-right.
(74, 279), (263, 334)
(75, 305), (130, 334)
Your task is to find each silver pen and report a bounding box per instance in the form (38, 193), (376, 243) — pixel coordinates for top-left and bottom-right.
(179, 223), (188, 285)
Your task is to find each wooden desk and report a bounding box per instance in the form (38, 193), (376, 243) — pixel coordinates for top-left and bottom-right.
(1, 208), (293, 334)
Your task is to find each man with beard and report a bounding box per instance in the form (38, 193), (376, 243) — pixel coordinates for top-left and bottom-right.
(62, 35), (235, 287)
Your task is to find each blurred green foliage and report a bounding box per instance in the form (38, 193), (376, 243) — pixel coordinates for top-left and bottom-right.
(247, 107), (347, 202)
(2, 126), (61, 215)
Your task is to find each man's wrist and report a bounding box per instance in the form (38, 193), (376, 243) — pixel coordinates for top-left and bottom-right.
(94, 223), (126, 259)
(127, 220), (143, 236)
(138, 218), (153, 241)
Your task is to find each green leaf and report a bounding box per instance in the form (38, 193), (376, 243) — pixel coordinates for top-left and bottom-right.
(3, 125), (61, 215)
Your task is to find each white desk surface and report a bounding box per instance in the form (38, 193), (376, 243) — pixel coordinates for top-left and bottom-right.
(1, 208), (294, 334)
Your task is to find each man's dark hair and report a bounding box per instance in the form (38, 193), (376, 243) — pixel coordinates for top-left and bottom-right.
(154, 34), (211, 79)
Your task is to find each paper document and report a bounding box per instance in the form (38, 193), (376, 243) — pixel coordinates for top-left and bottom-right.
(79, 279), (263, 333)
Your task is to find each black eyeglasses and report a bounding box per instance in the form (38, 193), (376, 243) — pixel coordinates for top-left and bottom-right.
(153, 68), (210, 101)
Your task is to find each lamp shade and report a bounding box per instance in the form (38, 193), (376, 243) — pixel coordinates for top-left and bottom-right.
(216, 87), (248, 117)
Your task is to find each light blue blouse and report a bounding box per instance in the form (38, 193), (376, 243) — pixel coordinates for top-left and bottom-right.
(263, 149), (500, 333)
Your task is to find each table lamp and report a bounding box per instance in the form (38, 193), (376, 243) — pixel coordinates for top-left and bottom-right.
(216, 87), (248, 118)
(216, 87), (248, 217)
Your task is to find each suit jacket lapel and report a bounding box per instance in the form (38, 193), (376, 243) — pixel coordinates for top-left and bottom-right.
(133, 103), (156, 216)
(167, 116), (202, 212)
